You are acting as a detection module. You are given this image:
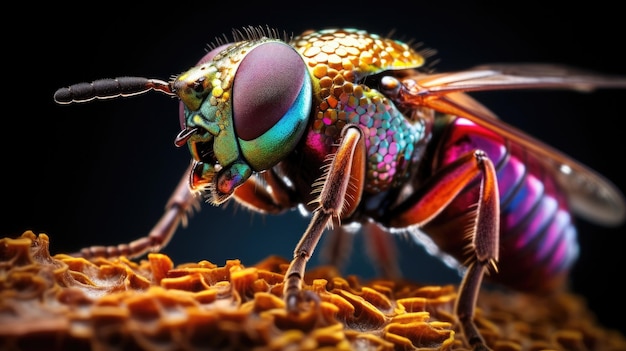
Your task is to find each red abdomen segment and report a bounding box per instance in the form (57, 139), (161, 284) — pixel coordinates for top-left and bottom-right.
(425, 117), (579, 292)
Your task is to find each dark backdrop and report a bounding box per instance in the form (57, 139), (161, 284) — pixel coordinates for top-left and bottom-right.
(4, 1), (625, 336)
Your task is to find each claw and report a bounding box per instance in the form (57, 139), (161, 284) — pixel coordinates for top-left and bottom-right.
(286, 288), (321, 315)
(286, 293), (300, 314)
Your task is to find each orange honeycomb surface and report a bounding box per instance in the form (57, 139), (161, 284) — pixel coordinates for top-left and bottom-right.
(1, 231), (625, 351)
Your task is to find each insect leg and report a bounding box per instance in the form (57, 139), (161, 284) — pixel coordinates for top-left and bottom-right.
(319, 220), (401, 279)
(232, 169), (299, 214)
(318, 225), (357, 272)
(362, 221), (402, 279)
(73, 163), (200, 259)
(454, 150), (499, 351)
(284, 126), (366, 311)
(385, 150), (499, 350)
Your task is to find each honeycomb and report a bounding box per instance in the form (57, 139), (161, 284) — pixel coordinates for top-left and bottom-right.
(1, 231), (624, 351)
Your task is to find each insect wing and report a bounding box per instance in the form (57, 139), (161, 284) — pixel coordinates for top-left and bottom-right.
(407, 65), (626, 226)
(416, 64), (626, 95)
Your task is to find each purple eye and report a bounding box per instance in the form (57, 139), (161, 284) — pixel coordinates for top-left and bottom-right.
(176, 40), (311, 172)
(198, 44), (232, 64)
(232, 42), (306, 141)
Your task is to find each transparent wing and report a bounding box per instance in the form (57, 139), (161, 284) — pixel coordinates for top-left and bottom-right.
(416, 64), (626, 94)
(389, 64), (626, 226)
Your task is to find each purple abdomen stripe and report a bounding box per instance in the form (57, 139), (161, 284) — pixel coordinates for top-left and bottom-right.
(427, 117), (579, 292)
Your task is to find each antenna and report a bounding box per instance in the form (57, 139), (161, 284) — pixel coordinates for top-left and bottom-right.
(54, 77), (174, 104)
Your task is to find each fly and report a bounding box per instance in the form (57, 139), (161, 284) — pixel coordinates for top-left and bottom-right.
(53, 27), (626, 350)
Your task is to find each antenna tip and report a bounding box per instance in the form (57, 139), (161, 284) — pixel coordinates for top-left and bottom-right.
(53, 88), (72, 104)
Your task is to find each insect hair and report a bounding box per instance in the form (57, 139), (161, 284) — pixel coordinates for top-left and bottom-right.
(205, 25), (291, 52)
(383, 28), (439, 74)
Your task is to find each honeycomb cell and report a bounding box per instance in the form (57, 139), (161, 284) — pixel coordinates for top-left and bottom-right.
(1, 231), (625, 351)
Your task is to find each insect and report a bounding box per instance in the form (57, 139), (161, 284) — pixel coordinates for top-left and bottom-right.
(54, 27), (626, 350)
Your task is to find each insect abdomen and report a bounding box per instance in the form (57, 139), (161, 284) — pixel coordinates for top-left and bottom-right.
(425, 116), (579, 292)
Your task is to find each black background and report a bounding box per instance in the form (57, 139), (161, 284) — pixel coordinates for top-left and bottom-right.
(4, 1), (625, 336)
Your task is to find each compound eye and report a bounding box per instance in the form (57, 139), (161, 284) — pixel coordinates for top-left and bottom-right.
(198, 44), (232, 64)
(233, 42), (306, 141)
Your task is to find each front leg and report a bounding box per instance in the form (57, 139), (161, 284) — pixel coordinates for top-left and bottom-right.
(284, 126), (366, 311)
(74, 162), (200, 259)
(385, 149), (499, 351)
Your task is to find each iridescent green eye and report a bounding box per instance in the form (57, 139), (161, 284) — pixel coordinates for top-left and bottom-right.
(232, 42), (311, 171)
(175, 39), (311, 201)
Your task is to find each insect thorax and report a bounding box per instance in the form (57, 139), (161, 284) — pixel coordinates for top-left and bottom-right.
(292, 29), (429, 193)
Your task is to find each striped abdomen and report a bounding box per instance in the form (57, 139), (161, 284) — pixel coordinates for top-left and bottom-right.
(423, 116), (579, 292)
